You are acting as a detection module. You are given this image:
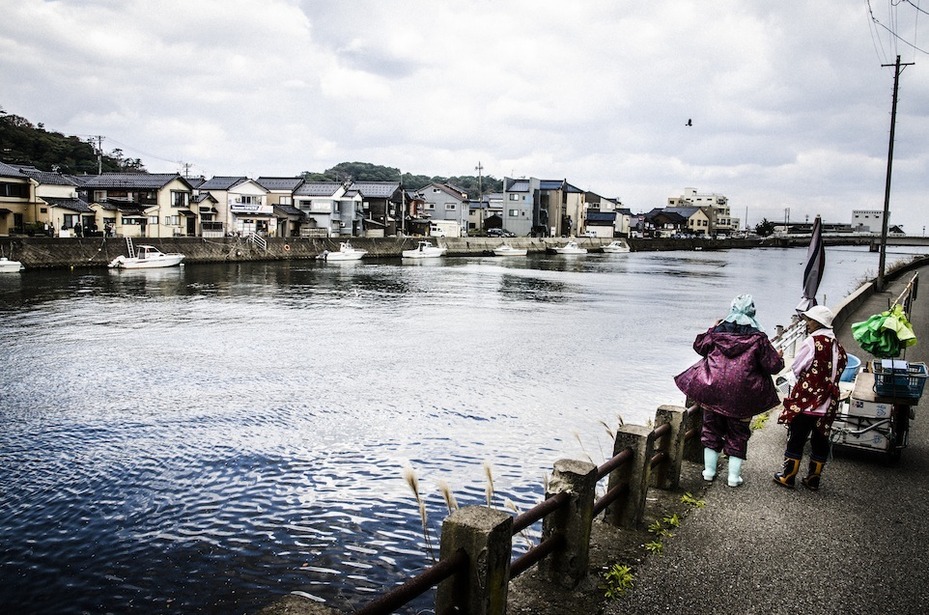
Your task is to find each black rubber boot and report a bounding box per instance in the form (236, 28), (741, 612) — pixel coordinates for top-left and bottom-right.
(800, 459), (825, 491)
(773, 456), (801, 488)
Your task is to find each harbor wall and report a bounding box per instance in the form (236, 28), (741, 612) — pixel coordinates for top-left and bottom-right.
(0, 235), (872, 270)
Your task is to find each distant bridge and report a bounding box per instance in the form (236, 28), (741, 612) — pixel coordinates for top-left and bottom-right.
(868, 235), (929, 251)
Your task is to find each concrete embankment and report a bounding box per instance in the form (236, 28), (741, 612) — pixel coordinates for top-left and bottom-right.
(0, 235), (871, 270)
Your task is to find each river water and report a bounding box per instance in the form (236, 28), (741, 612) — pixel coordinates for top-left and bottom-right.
(0, 245), (923, 614)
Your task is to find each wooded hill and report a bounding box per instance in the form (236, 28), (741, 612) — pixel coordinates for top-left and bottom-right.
(0, 108), (504, 198)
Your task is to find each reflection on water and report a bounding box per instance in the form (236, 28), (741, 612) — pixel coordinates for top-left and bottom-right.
(0, 246), (922, 614)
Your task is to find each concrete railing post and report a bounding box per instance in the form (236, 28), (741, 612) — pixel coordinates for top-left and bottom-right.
(436, 506), (512, 615)
(604, 424), (653, 529)
(681, 403), (704, 464)
(540, 458), (598, 588)
(652, 405), (687, 490)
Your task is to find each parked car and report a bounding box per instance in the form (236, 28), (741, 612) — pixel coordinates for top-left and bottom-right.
(487, 228), (514, 237)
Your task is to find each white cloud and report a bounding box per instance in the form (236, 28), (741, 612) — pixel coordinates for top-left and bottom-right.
(1, 0), (927, 231)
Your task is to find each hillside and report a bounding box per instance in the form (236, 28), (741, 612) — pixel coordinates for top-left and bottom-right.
(0, 108), (503, 197)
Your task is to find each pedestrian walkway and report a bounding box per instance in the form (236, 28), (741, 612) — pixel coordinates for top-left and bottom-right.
(605, 263), (929, 615)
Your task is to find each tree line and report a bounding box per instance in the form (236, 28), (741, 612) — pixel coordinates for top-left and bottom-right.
(0, 108), (504, 198)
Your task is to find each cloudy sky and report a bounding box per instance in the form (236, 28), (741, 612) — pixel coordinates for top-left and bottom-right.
(2, 0), (927, 231)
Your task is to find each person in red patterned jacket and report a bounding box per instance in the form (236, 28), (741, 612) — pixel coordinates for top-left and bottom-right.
(774, 305), (848, 491)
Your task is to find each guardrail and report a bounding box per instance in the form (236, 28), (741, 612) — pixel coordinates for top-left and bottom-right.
(282, 403), (704, 615)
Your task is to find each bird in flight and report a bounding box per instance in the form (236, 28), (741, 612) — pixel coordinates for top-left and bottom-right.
(685, 119), (693, 126)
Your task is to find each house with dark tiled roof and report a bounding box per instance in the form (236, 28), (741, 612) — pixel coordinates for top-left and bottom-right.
(293, 181), (352, 237)
(257, 176), (306, 238)
(0, 161), (32, 236)
(74, 173), (196, 238)
(539, 179), (585, 237)
(346, 182), (404, 237)
(197, 176), (271, 237)
(415, 183), (469, 236)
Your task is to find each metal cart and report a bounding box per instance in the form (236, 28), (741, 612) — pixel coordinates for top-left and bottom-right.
(831, 368), (922, 463)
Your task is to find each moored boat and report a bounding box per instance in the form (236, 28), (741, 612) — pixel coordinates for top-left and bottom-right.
(109, 245), (185, 269)
(321, 241), (367, 261)
(402, 241), (446, 259)
(552, 240), (587, 255)
(493, 244), (528, 257)
(0, 257), (24, 273)
(601, 240), (630, 253)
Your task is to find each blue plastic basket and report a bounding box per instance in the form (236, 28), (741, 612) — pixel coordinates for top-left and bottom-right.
(871, 360), (928, 400)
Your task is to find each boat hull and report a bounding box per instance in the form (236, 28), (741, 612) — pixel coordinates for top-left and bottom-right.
(0, 258), (24, 273)
(494, 246), (528, 256)
(109, 255), (185, 269)
(325, 251), (366, 261)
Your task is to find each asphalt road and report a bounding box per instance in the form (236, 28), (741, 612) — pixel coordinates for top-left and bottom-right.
(605, 263), (929, 615)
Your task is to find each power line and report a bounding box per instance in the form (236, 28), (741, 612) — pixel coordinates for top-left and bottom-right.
(868, 0), (929, 55)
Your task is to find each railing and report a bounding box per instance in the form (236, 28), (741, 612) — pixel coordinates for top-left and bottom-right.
(338, 402), (704, 615)
(246, 232), (268, 252)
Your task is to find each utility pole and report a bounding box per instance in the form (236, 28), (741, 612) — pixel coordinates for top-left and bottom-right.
(475, 161), (484, 231)
(877, 55), (914, 291)
(88, 135), (104, 174)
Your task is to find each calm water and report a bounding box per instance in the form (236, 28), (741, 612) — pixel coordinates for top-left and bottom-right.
(0, 245), (922, 613)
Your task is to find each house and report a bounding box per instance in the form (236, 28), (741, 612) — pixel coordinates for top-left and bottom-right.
(646, 206), (711, 237)
(540, 179), (586, 237)
(197, 176), (271, 236)
(0, 161), (33, 235)
(585, 192), (631, 237)
(73, 172), (196, 238)
(257, 176), (307, 238)
(293, 181), (357, 237)
(502, 177), (540, 236)
(669, 187), (732, 236)
(346, 182), (404, 237)
(415, 183), (469, 236)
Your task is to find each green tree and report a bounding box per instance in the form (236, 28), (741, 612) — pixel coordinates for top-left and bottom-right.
(754, 218), (776, 237)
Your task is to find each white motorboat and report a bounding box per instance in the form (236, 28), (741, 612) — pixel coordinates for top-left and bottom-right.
(493, 244), (528, 257)
(0, 257), (24, 273)
(402, 241), (446, 259)
(552, 240), (588, 255)
(601, 240), (630, 254)
(321, 241), (367, 261)
(109, 245), (185, 269)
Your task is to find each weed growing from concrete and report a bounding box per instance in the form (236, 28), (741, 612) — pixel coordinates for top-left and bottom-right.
(600, 563), (634, 599)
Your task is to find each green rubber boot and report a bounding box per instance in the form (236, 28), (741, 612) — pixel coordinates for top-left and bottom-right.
(727, 457), (744, 487)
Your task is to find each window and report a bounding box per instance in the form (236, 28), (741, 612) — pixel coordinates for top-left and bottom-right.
(427, 203), (435, 210)
(509, 209), (520, 217)
(509, 193), (520, 201)
(148, 216), (159, 225)
(445, 203), (456, 211)
(171, 191), (189, 207)
(165, 215), (180, 226)
(280, 196), (292, 205)
(0, 182), (29, 198)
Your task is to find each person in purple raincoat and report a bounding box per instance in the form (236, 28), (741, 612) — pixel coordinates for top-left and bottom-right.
(674, 294), (784, 487)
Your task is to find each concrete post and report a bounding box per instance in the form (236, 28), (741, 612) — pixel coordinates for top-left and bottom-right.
(540, 458), (598, 588)
(681, 403), (704, 464)
(605, 424), (653, 529)
(436, 506), (513, 615)
(652, 405), (687, 490)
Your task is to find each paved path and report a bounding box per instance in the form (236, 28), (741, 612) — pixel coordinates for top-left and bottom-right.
(605, 263), (929, 615)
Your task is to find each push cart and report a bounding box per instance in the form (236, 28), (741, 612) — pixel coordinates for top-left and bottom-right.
(831, 361), (925, 463)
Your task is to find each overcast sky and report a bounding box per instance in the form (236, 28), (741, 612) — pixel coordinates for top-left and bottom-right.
(2, 0), (927, 231)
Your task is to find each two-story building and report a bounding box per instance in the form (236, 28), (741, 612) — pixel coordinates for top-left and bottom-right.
(293, 181), (358, 237)
(415, 183), (469, 236)
(669, 187), (732, 236)
(502, 177), (540, 236)
(76, 173), (196, 238)
(197, 176), (272, 237)
(0, 161), (33, 236)
(257, 176), (307, 238)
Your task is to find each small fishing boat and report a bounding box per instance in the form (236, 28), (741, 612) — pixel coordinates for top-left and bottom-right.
(320, 241), (367, 261)
(493, 244), (528, 257)
(601, 240), (630, 254)
(552, 240), (587, 255)
(109, 245), (185, 269)
(0, 257), (24, 273)
(402, 241), (446, 259)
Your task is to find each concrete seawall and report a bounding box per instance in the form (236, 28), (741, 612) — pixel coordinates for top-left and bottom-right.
(0, 235), (872, 270)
